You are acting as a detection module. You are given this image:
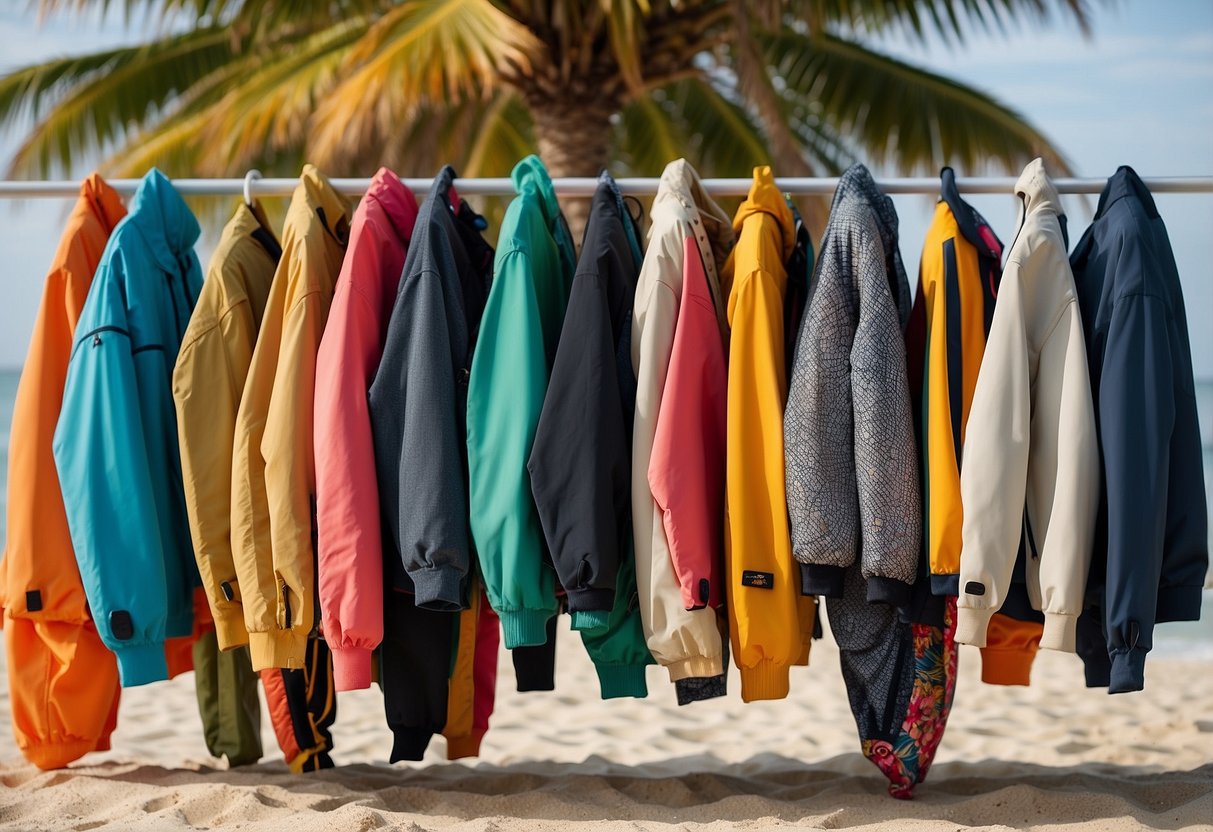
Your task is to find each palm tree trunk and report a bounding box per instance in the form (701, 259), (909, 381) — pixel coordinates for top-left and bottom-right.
(529, 97), (617, 244)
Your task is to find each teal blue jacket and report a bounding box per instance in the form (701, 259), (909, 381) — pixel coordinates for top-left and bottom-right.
(467, 156), (576, 648)
(53, 168), (203, 687)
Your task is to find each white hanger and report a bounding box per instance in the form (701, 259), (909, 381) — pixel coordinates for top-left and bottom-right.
(243, 169), (262, 206)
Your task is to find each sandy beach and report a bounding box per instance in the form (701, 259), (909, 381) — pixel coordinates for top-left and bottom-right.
(1, 610), (1210, 832)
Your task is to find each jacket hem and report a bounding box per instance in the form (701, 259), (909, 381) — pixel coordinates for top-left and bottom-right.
(955, 606), (995, 647)
(930, 573), (960, 596)
(499, 608), (556, 649)
(566, 587), (615, 614)
(866, 575), (913, 607)
(979, 646), (1036, 686)
(331, 645), (373, 691)
(21, 737), (100, 770)
(674, 674), (727, 705)
(445, 730), (486, 760)
(409, 566), (465, 612)
(214, 612), (249, 652)
(248, 629), (307, 672)
(739, 660), (791, 703)
(665, 654), (724, 682)
(1108, 645), (1147, 694)
(799, 563), (846, 598)
(115, 641), (169, 687)
(1040, 612), (1079, 652)
(570, 609), (610, 633)
(1155, 584), (1204, 622)
(595, 663), (649, 699)
(389, 727), (434, 763)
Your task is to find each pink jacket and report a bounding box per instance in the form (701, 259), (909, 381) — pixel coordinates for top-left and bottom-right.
(314, 168), (418, 690)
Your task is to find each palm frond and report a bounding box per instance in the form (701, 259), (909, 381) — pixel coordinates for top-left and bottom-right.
(791, 0), (1099, 42)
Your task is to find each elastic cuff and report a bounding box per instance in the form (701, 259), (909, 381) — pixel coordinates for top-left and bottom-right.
(409, 566), (465, 611)
(390, 728), (434, 763)
(1082, 651), (1112, 688)
(331, 646), (373, 691)
(566, 587), (615, 614)
(955, 606), (995, 647)
(930, 573), (960, 597)
(665, 654), (724, 682)
(571, 609), (610, 633)
(1155, 585), (1203, 623)
(800, 563), (846, 598)
(595, 663), (649, 699)
(866, 575), (913, 607)
(22, 738), (99, 770)
(739, 660), (791, 702)
(248, 629), (308, 672)
(1109, 646), (1148, 694)
(213, 611), (249, 651)
(115, 642), (169, 687)
(446, 730), (486, 760)
(1040, 612), (1079, 652)
(499, 608), (555, 649)
(980, 648), (1037, 686)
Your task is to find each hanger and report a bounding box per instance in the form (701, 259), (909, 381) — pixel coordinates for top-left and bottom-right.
(243, 169), (262, 207)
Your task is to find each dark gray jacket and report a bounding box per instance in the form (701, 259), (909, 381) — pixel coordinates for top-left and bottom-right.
(784, 163), (920, 607)
(1070, 166), (1208, 693)
(369, 166), (493, 610)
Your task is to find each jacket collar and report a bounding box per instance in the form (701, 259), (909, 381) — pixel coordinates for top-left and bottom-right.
(655, 159), (734, 284)
(366, 166), (420, 244)
(231, 199), (282, 262)
(597, 171), (643, 268)
(940, 167), (1002, 259)
(1014, 158), (1069, 247)
(733, 166), (796, 261)
(81, 173), (126, 234)
(299, 164), (352, 245)
(1095, 165), (1160, 220)
(512, 155), (562, 229)
(127, 168), (200, 275)
(832, 163), (910, 327)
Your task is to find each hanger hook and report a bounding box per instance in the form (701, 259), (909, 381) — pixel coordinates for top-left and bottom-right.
(243, 169), (262, 205)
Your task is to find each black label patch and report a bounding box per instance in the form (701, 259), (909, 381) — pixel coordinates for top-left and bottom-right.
(964, 581), (986, 597)
(110, 610), (134, 640)
(25, 590), (43, 612)
(742, 570), (774, 590)
(698, 579), (711, 603)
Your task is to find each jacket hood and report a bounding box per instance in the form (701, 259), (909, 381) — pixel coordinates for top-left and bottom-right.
(128, 168), (200, 275)
(512, 155), (562, 230)
(1095, 164), (1160, 221)
(300, 163), (352, 244)
(733, 166), (796, 261)
(1014, 158), (1064, 220)
(366, 166), (419, 244)
(656, 158), (734, 267)
(81, 173), (126, 234)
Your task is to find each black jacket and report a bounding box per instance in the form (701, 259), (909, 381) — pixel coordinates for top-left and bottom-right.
(1070, 166), (1208, 693)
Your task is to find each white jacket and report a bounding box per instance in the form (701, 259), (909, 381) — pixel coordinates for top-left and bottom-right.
(955, 158), (1099, 653)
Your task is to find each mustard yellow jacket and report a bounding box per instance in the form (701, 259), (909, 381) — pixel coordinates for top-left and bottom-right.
(231, 167), (352, 671)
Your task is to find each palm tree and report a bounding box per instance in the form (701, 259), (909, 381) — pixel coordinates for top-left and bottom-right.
(0, 0), (1089, 228)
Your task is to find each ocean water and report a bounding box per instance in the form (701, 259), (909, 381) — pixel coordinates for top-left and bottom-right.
(0, 369), (1209, 656)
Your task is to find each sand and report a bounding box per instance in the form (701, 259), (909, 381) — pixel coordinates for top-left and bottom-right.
(1, 614), (1210, 832)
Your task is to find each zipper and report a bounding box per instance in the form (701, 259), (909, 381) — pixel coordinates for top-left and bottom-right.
(1023, 507), (1040, 560)
(281, 580), (293, 629)
(75, 324), (130, 351)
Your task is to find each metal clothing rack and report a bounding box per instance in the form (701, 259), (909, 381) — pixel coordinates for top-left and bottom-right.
(1, 175), (1212, 199)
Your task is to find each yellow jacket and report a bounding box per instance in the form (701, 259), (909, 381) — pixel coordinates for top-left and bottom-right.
(724, 167), (815, 702)
(231, 167), (351, 670)
(173, 200), (281, 650)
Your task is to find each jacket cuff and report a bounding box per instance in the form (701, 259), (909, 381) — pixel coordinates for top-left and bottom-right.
(20, 737), (101, 771)
(409, 566), (464, 612)
(1108, 646), (1147, 694)
(570, 609), (610, 633)
(1040, 612), (1079, 652)
(446, 729), (486, 760)
(1155, 584), (1204, 623)
(866, 575), (913, 607)
(565, 587), (615, 614)
(980, 646), (1037, 686)
(595, 663), (649, 699)
(248, 629), (308, 672)
(675, 674), (726, 705)
(331, 645), (373, 691)
(664, 653), (724, 682)
(213, 610), (249, 651)
(499, 608), (555, 649)
(955, 606), (995, 647)
(930, 573), (960, 597)
(800, 563), (846, 598)
(115, 642), (169, 687)
(389, 727), (434, 763)
(739, 660), (790, 703)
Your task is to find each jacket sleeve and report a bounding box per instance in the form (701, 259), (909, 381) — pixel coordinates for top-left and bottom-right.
(468, 249), (560, 648)
(956, 259), (1033, 647)
(172, 299), (256, 651)
(314, 270), (384, 691)
(725, 267), (801, 701)
(53, 263), (170, 687)
(851, 233), (920, 605)
(784, 241), (860, 597)
(259, 290), (324, 667)
(528, 272), (623, 628)
(1099, 292), (1176, 692)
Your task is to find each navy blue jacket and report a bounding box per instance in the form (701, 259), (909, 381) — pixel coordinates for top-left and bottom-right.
(1070, 166), (1208, 693)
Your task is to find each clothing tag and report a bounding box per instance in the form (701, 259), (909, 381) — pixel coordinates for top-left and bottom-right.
(110, 610), (135, 640)
(964, 581), (986, 597)
(698, 579), (710, 604)
(741, 570), (774, 590)
(25, 590), (43, 612)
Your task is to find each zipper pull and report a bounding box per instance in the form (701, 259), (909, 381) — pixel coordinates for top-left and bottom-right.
(92, 334), (102, 348)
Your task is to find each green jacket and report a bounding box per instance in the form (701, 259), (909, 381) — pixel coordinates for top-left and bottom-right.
(467, 156), (576, 648)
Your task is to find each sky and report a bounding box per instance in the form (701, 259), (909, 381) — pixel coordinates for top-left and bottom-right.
(0, 1), (1211, 377)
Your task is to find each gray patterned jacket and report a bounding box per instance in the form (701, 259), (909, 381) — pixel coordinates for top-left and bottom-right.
(783, 164), (920, 607)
